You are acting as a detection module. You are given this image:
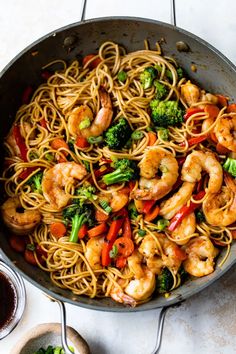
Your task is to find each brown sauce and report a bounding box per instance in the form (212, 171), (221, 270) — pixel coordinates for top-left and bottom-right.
(0, 272), (17, 330)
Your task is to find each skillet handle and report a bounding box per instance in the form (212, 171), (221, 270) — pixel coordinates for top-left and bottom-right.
(150, 307), (169, 354)
(55, 299), (74, 354)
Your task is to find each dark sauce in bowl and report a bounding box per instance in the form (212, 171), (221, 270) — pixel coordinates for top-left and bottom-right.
(0, 271), (17, 330)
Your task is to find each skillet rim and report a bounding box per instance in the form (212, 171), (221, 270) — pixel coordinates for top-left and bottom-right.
(1, 16), (236, 312)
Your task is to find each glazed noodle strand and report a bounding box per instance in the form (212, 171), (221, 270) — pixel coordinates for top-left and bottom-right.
(1, 40), (235, 307)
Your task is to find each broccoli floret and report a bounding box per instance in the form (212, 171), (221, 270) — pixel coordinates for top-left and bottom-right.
(140, 66), (157, 89)
(72, 183), (97, 206)
(150, 100), (183, 127)
(178, 266), (188, 285)
(223, 157), (236, 177)
(176, 67), (184, 79)
(102, 159), (139, 185)
(156, 127), (169, 141)
(105, 118), (132, 150)
(128, 201), (139, 220)
(154, 80), (167, 100)
(195, 210), (205, 223)
(157, 267), (174, 294)
(28, 171), (43, 194)
(63, 203), (94, 242)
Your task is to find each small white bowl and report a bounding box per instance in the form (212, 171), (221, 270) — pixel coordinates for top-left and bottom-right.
(10, 323), (90, 354)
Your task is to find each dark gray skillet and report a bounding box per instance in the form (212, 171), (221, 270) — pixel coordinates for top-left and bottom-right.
(0, 12), (236, 354)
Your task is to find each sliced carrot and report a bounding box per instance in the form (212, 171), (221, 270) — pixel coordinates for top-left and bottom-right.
(227, 103), (236, 113)
(50, 222), (67, 238)
(204, 104), (220, 119)
(24, 249), (37, 266)
(216, 94), (228, 107)
(78, 224), (88, 239)
(122, 217), (132, 238)
(75, 136), (90, 148)
(216, 142), (230, 155)
(115, 256), (127, 268)
(51, 138), (69, 156)
(9, 235), (25, 253)
(144, 205), (160, 222)
(87, 222), (108, 238)
(142, 200), (156, 214)
(147, 131), (157, 146)
(95, 209), (110, 222)
(82, 54), (102, 69)
(113, 237), (134, 257)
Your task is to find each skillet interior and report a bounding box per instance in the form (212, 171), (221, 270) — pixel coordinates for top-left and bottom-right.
(0, 17), (236, 312)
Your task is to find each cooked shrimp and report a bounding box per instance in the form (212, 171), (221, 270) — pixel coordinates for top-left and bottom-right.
(214, 116), (236, 152)
(146, 257), (164, 275)
(42, 162), (87, 209)
(181, 81), (201, 107)
(1, 197), (41, 235)
(85, 236), (104, 270)
(110, 279), (137, 307)
(203, 186), (236, 226)
(183, 236), (219, 277)
(159, 182), (195, 219)
(200, 92), (218, 105)
(68, 87), (113, 138)
(139, 233), (184, 274)
(127, 250), (144, 279)
(171, 213), (196, 245)
(98, 189), (129, 212)
(139, 234), (161, 258)
(125, 267), (156, 301)
(202, 117), (214, 134)
(181, 150), (223, 193)
(131, 147), (179, 200)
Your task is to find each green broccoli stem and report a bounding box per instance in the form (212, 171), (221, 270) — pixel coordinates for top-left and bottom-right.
(69, 214), (86, 243)
(103, 169), (130, 185)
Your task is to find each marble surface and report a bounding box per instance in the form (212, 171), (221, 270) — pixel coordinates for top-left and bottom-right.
(1, 1), (236, 353)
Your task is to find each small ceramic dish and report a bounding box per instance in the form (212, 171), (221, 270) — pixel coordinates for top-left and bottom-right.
(0, 259), (26, 339)
(10, 323), (90, 354)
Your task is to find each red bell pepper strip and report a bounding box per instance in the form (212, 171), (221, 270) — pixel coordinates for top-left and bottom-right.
(94, 166), (113, 179)
(82, 54), (102, 69)
(142, 200), (156, 214)
(122, 217), (132, 238)
(101, 218), (125, 267)
(41, 70), (52, 81)
(19, 167), (38, 180)
(107, 218), (124, 242)
(180, 135), (207, 148)
(168, 190), (206, 232)
(40, 118), (47, 129)
(22, 86), (33, 104)
(184, 108), (204, 121)
(13, 125), (28, 161)
(101, 241), (113, 267)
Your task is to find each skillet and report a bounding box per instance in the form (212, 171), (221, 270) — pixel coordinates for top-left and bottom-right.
(0, 11), (236, 353)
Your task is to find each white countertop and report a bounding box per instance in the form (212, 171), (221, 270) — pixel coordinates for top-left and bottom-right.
(1, 1), (236, 353)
